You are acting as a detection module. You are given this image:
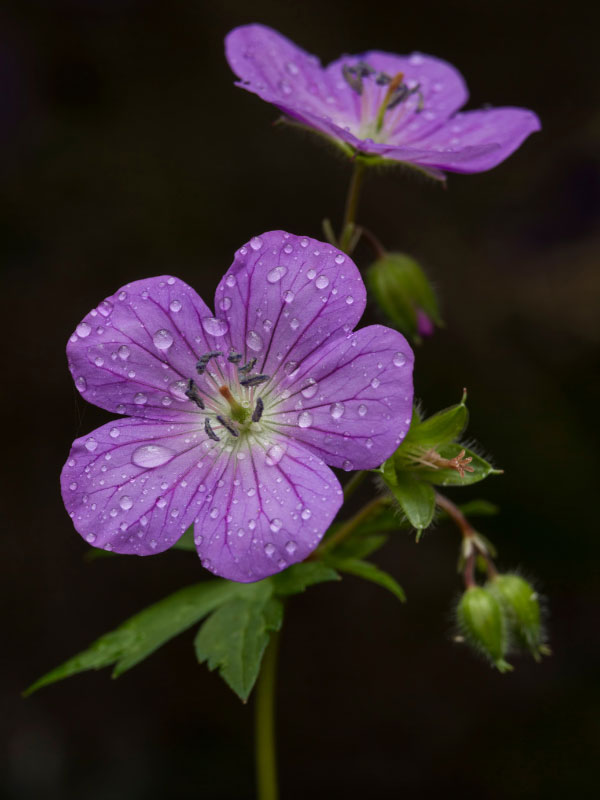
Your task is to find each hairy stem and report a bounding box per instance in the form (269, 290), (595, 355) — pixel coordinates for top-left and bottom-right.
(255, 630), (280, 800)
(435, 492), (497, 584)
(340, 160), (366, 252)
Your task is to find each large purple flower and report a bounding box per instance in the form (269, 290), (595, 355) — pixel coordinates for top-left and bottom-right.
(225, 25), (540, 179)
(62, 232), (414, 582)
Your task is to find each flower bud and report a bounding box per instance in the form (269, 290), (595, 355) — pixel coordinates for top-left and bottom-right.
(367, 253), (442, 343)
(487, 574), (548, 661)
(456, 586), (512, 672)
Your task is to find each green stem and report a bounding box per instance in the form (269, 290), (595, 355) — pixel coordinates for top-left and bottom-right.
(315, 495), (388, 558)
(343, 469), (368, 501)
(339, 160), (366, 252)
(255, 630), (280, 800)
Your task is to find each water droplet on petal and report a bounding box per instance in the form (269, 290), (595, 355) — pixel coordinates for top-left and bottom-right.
(220, 296), (232, 311)
(301, 379), (318, 399)
(132, 444), (176, 468)
(86, 533), (96, 543)
(307, 269), (316, 280)
(225, 274), (236, 287)
(264, 543), (276, 557)
(98, 300), (113, 317)
(301, 508), (312, 520)
(169, 380), (188, 401)
(267, 265), (287, 283)
(346, 295), (354, 305)
(117, 345), (130, 360)
(393, 352), (407, 367)
(169, 299), (182, 312)
(75, 376), (87, 392)
(358, 404), (367, 417)
(286, 61), (299, 76)
(76, 322), (91, 338)
(210, 507), (219, 519)
(342, 459), (353, 471)
(283, 290), (295, 303)
(134, 392), (147, 405)
(109, 427), (120, 438)
(298, 411), (313, 428)
(202, 317), (228, 337)
(250, 236), (263, 250)
(266, 444), (285, 466)
(290, 318), (300, 330)
(330, 402), (345, 419)
(85, 437), (98, 452)
(371, 377), (380, 389)
(119, 496), (133, 510)
(246, 330), (263, 351)
(153, 329), (174, 350)
(285, 540), (297, 554)
(69, 481), (77, 491)
(315, 275), (329, 289)
(270, 518), (282, 533)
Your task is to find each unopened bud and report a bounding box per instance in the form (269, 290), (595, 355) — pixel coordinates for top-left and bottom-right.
(487, 574), (549, 661)
(456, 586), (512, 672)
(367, 253), (442, 343)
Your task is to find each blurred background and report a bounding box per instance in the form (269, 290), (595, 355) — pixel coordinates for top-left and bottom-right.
(2, 1), (599, 797)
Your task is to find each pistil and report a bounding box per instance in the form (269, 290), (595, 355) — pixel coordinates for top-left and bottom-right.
(218, 385), (248, 423)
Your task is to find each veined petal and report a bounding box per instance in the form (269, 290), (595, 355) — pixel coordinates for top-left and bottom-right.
(67, 276), (229, 421)
(61, 417), (226, 555)
(193, 435), (342, 583)
(404, 107), (542, 173)
(267, 325), (414, 470)
(215, 231), (365, 380)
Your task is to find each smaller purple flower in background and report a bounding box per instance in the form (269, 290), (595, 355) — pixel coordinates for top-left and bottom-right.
(225, 25), (540, 179)
(62, 232), (414, 582)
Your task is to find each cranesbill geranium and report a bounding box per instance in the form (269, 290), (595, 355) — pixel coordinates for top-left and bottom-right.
(62, 231), (414, 582)
(225, 25), (540, 179)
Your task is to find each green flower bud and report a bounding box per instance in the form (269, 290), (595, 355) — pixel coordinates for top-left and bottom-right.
(456, 586), (512, 672)
(487, 574), (549, 661)
(367, 253), (443, 343)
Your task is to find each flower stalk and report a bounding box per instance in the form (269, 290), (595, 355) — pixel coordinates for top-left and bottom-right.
(340, 159), (366, 252)
(255, 630), (281, 800)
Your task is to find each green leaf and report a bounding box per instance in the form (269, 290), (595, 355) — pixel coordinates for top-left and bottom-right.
(25, 580), (237, 695)
(331, 533), (389, 561)
(384, 467), (436, 532)
(271, 561), (339, 596)
(404, 394), (468, 448)
(456, 499), (499, 518)
(414, 444), (501, 486)
(194, 582), (283, 702)
(329, 557), (406, 602)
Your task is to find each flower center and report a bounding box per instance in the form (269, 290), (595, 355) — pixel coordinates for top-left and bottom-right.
(341, 60), (424, 142)
(185, 350), (271, 444)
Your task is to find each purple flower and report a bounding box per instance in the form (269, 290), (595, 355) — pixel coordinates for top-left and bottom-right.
(225, 25), (540, 179)
(62, 232), (414, 582)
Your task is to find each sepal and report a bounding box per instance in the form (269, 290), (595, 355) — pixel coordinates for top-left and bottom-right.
(456, 586), (512, 672)
(486, 574), (549, 662)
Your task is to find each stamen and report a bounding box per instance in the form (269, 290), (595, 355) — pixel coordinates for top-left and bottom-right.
(227, 350), (242, 364)
(196, 351), (222, 374)
(375, 72), (392, 85)
(216, 415), (239, 437)
(342, 64), (363, 94)
(252, 397), (264, 422)
(240, 374), (270, 388)
(239, 357), (257, 374)
(185, 379), (205, 409)
(204, 417), (220, 441)
(416, 447), (475, 478)
(375, 73), (423, 132)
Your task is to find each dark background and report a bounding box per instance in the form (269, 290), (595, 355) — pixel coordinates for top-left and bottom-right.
(3, 1), (599, 798)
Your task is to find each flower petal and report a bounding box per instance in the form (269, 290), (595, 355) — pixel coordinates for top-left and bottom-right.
(193, 435), (342, 582)
(214, 231), (366, 381)
(61, 417), (225, 555)
(404, 107), (541, 173)
(267, 325), (414, 470)
(67, 276), (228, 421)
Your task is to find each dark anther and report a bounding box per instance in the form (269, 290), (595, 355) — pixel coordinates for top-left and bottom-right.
(356, 60), (375, 77)
(204, 417), (220, 442)
(251, 397), (264, 423)
(196, 351), (222, 374)
(240, 374), (270, 388)
(227, 350), (242, 364)
(238, 357), (257, 374)
(386, 82), (422, 112)
(216, 415), (239, 437)
(342, 64), (363, 95)
(375, 72), (392, 85)
(185, 379), (205, 409)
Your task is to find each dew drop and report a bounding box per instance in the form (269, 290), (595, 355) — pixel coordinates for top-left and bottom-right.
(283, 290), (295, 303)
(169, 299), (182, 313)
(393, 352), (407, 367)
(132, 444), (176, 468)
(285, 540), (297, 554)
(246, 330), (263, 351)
(286, 61), (299, 76)
(301, 508), (312, 520)
(119, 496), (133, 510)
(315, 275), (329, 289)
(330, 402), (345, 419)
(210, 507), (219, 519)
(117, 345), (130, 360)
(93, 356), (104, 367)
(134, 392), (147, 405)
(298, 411), (313, 428)
(270, 519), (282, 533)
(366, 438), (374, 449)
(118, 291), (127, 301)
(98, 300), (113, 317)
(266, 444), (285, 466)
(69, 481), (77, 491)
(202, 317), (229, 337)
(220, 296), (232, 311)
(169, 380), (188, 401)
(76, 322), (91, 338)
(75, 376), (87, 392)
(109, 427), (120, 438)
(225, 274), (236, 287)
(358, 403), (367, 417)
(370, 377), (380, 389)
(342, 459), (353, 471)
(346, 295), (354, 305)
(250, 236), (263, 250)
(264, 543), (276, 557)
(290, 318), (300, 330)
(301, 379), (318, 399)
(85, 437), (98, 452)
(86, 533), (96, 543)
(307, 269), (316, 280)
(153, 329), (173, 350)
(267, 265), (287, 283)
